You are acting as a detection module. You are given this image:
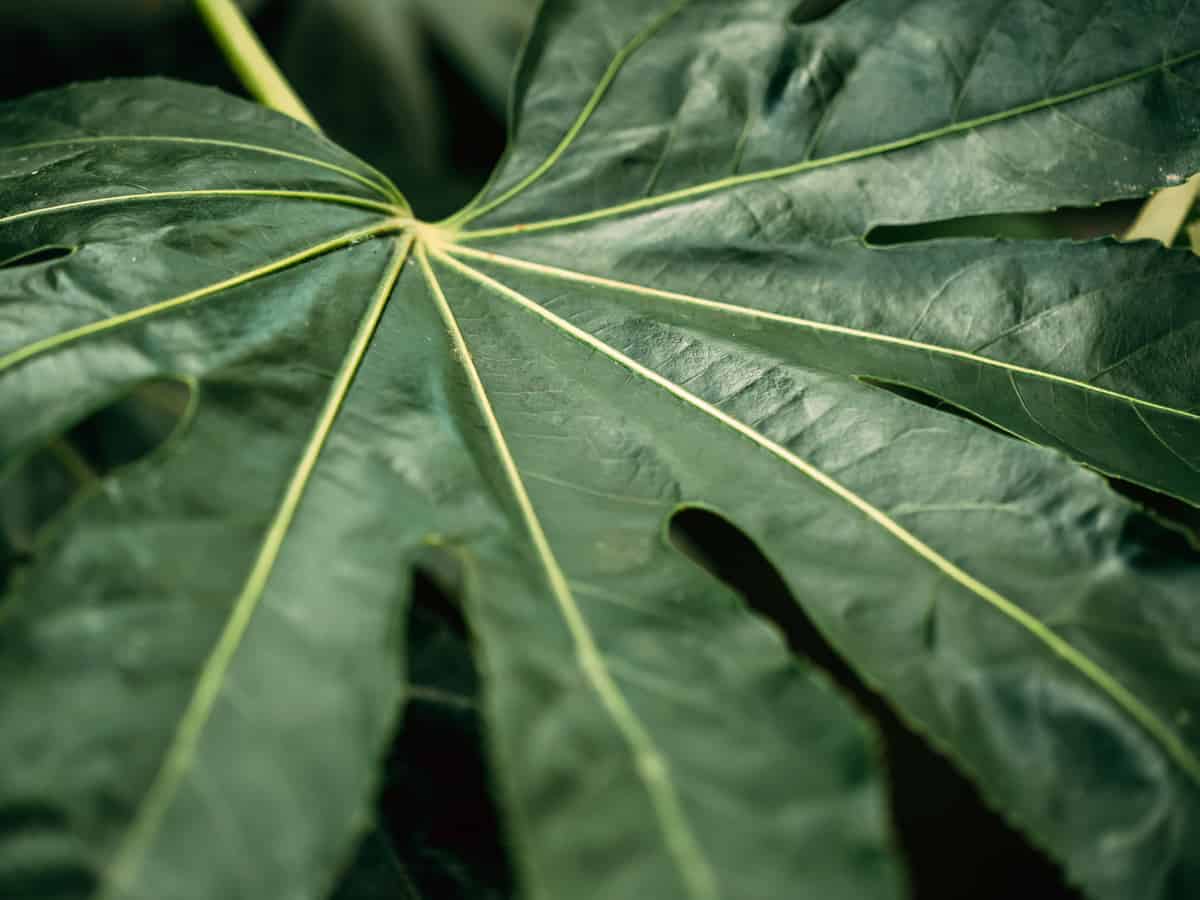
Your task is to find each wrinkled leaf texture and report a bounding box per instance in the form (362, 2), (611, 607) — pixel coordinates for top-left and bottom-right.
(2, 1), (1200, 899)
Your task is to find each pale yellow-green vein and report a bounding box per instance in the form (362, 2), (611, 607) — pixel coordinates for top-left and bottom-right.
(457, 47), (1200, 240)
(95, 233), (412, 900)
(0, 188), (400, 230)
(444, 0), (696, 228)
(2, 135), (403, 205)
(0, 220), (404, 375)
(434, 246), (1200, 789)
(418, 243), (720, 900)
(444, 242), (1200, 425)
(47, 437), (98, 486)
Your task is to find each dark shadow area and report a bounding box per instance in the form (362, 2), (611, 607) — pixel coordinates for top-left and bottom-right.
(858, 377), (1014, 439)
(422, 35), (509, 216)
(333, 560), (514, 900)
(261, 0), (508, 220)
(0, 801), (96, 900)
(0, 8), (245, 103)
(868, 213), (1063, 245)
(1108, 478), (1200, 549)
(0, 856), (94, 900)
(0, 379), (189, 595)
(866, 200), (1144, 246)
(790, 0), (852, 24)
(0, 1), (508, 223)
(669, 506), (1083, 900)
(53, 379), (190, 475)
(0, 246), (74, 271)
(858, 380), (1200, 551)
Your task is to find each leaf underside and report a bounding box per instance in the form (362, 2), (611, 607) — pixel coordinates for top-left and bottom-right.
(2, 2), (1200, 900)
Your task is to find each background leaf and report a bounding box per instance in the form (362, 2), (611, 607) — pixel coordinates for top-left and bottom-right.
(0, 0), (526, 219)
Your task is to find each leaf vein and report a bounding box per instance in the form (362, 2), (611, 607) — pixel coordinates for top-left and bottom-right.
(0, 188), (400, 229)
(443, 243), (1200, 424)
(95, 234), (412, 899)
(419, 244), (720, 900)
(435, 245), (1200, 788)
(2, 135), (403, 204)
(0, 220), (403, 375)
(448, 0), (697, 228)
(459, 46), (1200, 240)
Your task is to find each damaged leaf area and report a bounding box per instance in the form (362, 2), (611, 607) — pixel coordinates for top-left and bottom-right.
(2, 1), (1200, 899)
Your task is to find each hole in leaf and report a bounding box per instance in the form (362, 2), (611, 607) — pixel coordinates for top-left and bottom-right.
(0, 245), (74, 270)
(333, 552), (515, 900)
(0, 378), (191, 593)
(868, 212), (1067, 245)
(866, 199), (1145, 246)
(789, 0), (851, 24)
(668, 505), (1082, 900)
(0, 854), (95, 900)
(0, 801), (95, 900)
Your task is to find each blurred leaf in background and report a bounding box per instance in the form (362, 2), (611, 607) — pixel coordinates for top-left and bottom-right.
(275, 0), (536, 217)
(0, 1), (264, 98)
(0, 0), (535, 218)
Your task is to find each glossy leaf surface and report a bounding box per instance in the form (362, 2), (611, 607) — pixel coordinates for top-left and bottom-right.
(3, 2), (1200, 899)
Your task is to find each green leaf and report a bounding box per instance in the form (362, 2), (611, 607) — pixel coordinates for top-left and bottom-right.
(3, 2), (1200, 900)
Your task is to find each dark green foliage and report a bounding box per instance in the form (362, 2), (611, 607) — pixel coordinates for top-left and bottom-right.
(2, 2), (1200, 899)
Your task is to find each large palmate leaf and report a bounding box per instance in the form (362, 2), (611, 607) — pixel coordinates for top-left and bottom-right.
(3, 1), (1200, 899)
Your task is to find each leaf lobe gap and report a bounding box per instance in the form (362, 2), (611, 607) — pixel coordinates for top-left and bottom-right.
(667, 505), (1082, 900)
(0, 245), (74, 270)
(331, 550), (515, 900)
(1, 378), (192, 596)
(789, 0), (851, 25)
(865, 199), (1145, 247)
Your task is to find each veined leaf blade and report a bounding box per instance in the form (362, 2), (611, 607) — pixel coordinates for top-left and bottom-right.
(4, 2), (1200, 899)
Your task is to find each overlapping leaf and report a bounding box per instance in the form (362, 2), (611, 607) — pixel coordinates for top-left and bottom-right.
(2, 1), (1200, 899)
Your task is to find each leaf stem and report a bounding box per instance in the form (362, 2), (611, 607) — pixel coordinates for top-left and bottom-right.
(195, 0), (319, 131)
(1124, 173), (1200, 247)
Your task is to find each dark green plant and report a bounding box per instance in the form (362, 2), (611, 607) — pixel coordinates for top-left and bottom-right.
(2, 1), (1199, 898)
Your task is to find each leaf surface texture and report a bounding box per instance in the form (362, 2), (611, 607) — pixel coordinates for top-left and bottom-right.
(2, 2), (1200, 899)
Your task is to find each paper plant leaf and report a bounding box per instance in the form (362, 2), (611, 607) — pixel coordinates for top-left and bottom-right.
(2, 3), (1200, 900)
(0, 77), (897, 900)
